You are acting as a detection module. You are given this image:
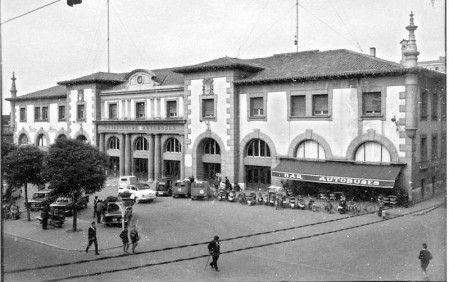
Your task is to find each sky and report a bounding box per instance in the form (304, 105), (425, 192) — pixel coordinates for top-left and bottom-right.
(1, 0), (446, 114)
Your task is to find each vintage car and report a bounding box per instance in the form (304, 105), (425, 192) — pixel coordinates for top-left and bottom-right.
(172, 179), (191, 198)
(118, 175), (139, 189)
(191, 181), (211, 200)
(49, 193), (89, 216)
(118, 183), (156, 203)
(27, 190), (58, 211)
(103, 201), (132, 227)
(152, 179), (173, 196)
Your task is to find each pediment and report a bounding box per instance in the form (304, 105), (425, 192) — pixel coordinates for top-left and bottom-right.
(125, 69), (159, 90)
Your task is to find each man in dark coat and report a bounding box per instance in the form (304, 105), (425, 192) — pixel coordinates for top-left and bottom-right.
(93, 196), (99, 218)
(419, 243), (432, 280)
(86, 221), (99, 255)
(41, 204), (50, 230)
(208, 235), (220, 272)
(96, 200), (105, 223)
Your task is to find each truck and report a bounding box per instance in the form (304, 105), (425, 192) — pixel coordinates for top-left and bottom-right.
(50, 193), (89, 216)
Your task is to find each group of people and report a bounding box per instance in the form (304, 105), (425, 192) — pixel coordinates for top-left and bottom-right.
(93, 196), (106, 223)
(5, 201), (21, 220)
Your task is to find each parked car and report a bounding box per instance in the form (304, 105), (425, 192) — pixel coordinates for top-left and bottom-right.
(49, 193), (89, 216)
(153, 179), (173, 196)
(103, 201), (132, 227)
(27, 190), (58, 211)
(173, 179), (191, 198)
(191, 181), (211, 200)
(118, 183), (156, 203)
(118, 175), (139, 189)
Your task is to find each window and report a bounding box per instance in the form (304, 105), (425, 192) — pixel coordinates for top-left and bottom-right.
(247, 139), (271, 157)
(431, 92), (438, 121)
(108, 136), (120, 150)
(420, 135), (428, 162)
(109, 103), (118, 119)
(136, 102), (145, 119)
(77, 104), (85, 120)
(19, 134), (28, 145)
(297, 140), (325, 160)
(76, 135), (88, 144)
(37, 134), (46, 146)
(203, 138), (220, 155)
(165, 138), (181, 152)
(77, 89), (84, 102)
(135, 137), (148, 151)
(291, 95), (306, 117)
(42, 107), (48, 121)
(166, 101), (177, 117)
(362, 92), (381, 115)
(34, 107), (41, 121)
(58, 105), (66, 120)
(431, 134), (438, 159)
(20, 107), (26, 122)
(202, 99), (214, 118)
(355, 142), (391, 163)
(250, 97), (264, 117)
(420, 90), (428, 121)
(312, 95), (328, 116)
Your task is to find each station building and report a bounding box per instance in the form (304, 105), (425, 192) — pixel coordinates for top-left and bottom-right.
(7, 13), (446, 202)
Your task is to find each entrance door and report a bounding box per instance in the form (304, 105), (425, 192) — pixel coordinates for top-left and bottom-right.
(163, 160), (180, 180)
(246, 166), (271, 190)
(109, 157), (119, 177)
(134, 158), (148, 180)
(203, 163), (221, 184)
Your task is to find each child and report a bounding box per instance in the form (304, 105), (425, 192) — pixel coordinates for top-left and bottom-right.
(130, 226), (140, 254)
(119, 228), (129, 254)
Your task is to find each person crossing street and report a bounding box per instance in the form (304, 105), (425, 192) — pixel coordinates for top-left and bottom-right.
(207, 235), (220, 272)
(86, 221), (99, 255)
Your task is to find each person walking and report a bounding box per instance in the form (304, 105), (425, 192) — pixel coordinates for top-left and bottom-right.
(86, 221), (99, 255)
(119, 227), (129, 254)
(419, 243), (432, 280)
(41, 204), (50, 230)
(93, 196), (99, 218)
(207, 235), (220, 272)
(130, 226), (140, 254)
(96, 200), (105, 224)
(224, 177), (230, 190)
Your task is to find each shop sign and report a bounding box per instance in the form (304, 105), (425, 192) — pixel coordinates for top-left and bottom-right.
(98, 124), (181, 133)
(271, 171), (395, 188)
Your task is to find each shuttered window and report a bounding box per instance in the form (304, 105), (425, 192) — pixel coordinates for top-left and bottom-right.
(362, 92), (381, 115)
(250, 97), (264, 117)
(202, 99), (214, 118)
(313, 95), (328, 116)
(291, 95), (305, 116)
(420, 90), (428, 121)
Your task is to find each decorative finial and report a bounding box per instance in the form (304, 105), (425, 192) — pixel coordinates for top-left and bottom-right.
(10, 72), (17, 96)
(11, 72), (16, 81)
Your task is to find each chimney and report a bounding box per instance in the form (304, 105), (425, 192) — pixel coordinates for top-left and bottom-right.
(370, 47), (376, 57)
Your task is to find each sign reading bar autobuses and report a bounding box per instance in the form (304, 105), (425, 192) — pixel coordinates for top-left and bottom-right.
(271, 171), (395, 188)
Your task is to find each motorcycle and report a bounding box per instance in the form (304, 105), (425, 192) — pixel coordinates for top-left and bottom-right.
(217, 188), (227, 201)
(238, 193), (247, 205)
(228, 190), (236, 202)
(289, 196), (296, 209)
(297, 197), (306, 210)
(257, 192), (264, 205)
(281, 195), (288, 208)
(337, 200), (347, 214)
(268, 192), (276, 206)
(247, 192), (256, 206)
(308, 198), (316, 211)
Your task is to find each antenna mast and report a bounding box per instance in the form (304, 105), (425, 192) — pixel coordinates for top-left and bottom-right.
(107, 0), (110, 72)
(295, 0), (299, 52)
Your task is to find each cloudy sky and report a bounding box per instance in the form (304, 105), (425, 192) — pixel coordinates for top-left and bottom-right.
(1, 0), (445, 114)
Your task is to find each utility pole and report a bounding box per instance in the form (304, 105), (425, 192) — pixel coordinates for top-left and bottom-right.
(107, 0), (110, 72)
(295, 0), (299, 52)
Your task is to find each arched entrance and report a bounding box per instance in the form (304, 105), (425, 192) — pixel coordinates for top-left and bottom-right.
(196, 138), (221, 183)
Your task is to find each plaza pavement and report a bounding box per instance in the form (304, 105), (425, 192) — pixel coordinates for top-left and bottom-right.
(3, 191), (446, 254)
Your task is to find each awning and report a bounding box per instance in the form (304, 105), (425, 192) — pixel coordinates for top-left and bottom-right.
(272, 159), (403, 189)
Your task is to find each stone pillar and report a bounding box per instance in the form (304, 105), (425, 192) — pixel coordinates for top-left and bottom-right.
(180, 135), (185, 180)
(120, 134), (125, 176)
(99, 133), (105, 152)
(125, 134), (132, 175)
(154, 134), (161, 179)
(148, 134), (155, 182)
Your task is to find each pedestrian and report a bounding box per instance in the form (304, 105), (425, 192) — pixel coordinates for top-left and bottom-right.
(207, 235), (220, 272)
(119, 227), (129, 254)
(41, 204), (50, 230)
(96, 200), (105, 223)
(10, 202), (20, 220)
(419, 243), (433, 280)
(130, 226), (140, 254)
(86, 221), (99, 255)
(189, 175), (195, 183)
(224, 177), (230, 190)
(93, 196), (99, 218)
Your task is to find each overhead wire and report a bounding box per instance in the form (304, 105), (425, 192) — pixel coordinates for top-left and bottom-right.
(1, 0), (62, 25)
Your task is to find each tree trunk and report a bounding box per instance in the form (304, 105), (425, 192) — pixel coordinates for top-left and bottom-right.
(24, 183), (30, 221)
(72, 194), (78, 231)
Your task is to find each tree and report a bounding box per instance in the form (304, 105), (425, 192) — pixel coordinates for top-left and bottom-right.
(3, 145), (46, 221)
(44, 139), (109, 231)
(1, 142), (17, 159)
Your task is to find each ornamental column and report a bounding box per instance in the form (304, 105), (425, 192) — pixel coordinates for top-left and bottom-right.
(125, 134), (132, 175)
(147, 134), (155, 182)
(180, 135), (185, 180)
(120, 134), (125, 176)
(154, 134), (161, 179)
(99, 133), (105, 152)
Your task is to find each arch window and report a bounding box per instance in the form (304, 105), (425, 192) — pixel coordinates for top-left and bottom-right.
(135, 137), (148, 151)
(246, 139), (271, 157)
(165, 138), (181, 153)
(355, 141), (391, 163)
(56, 134), (67, 141)
(203, 138), (220, 155)
(36, 134), (46, 146)
(296, 140), (325, 160)
(19, 134), (28, 145)
(76, 135), (88, 144)
(108, 136), (120, 150)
